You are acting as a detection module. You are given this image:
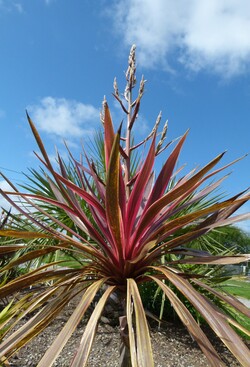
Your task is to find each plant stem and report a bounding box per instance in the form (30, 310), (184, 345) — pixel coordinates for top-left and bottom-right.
(119, 315), (132, 367)
(124, 44), (136, 199)
(117, 290), (132, 367)
(125, 87), (132, 199)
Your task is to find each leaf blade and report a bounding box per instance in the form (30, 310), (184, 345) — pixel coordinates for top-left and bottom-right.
(152, 266), (250, 367)
(37, 279), (108, 367)
(149, 274), (226, 367)
(127, 279), (154, 367)
(106, 132), (123, 261)
(70, 285), (116, 367)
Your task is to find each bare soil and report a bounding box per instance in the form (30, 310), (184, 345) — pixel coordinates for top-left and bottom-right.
(6, 293), (249, 367)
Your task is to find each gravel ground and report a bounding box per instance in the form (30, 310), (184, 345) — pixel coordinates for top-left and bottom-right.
(9, 321), (245, 367)
(7, 295), (248, 367)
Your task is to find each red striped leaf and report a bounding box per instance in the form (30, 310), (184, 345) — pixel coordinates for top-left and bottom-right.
(106, 132), (123, 262)
(126, 135), (156, 249)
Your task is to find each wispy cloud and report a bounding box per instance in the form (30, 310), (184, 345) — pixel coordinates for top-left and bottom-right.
(27, 97), (100, 140)
(13, 2), (23, 13)
(0, 109), (5, 119)
(111, 0), (250, 77)
(0, 1), (23, 13)
(44, 0), (55, 5)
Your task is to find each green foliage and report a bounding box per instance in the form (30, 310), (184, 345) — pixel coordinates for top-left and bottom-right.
(218, 278), (250, 299)
(208, 226), (250, 252)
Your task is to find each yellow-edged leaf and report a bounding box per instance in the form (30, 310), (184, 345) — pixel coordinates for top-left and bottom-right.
(106, 132), (123, 260)
(0, 230), (53, 239)
(0, 264), (79, 298)
(71, 285), (116, 367)
(0, 245), (25, 254)
(38, 279), (108, 367)
(0, 247), (60, 272)
(103, 101), (115, 169)
(0, 286), (74, 359)
(151, 266), (250, 367)
(127, 279), (154, 367)
(149, 275), (225, 367)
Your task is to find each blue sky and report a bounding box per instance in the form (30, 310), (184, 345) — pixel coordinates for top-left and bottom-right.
(0, 0), (250, 232)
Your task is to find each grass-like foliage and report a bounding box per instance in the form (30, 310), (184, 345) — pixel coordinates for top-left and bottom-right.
(0, 45), (250, 367)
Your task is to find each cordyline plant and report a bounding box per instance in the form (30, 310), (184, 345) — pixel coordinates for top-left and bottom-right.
(0, 45), (250, 367)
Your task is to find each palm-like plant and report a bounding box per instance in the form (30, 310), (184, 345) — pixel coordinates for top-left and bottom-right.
(0, 45), (250, 367)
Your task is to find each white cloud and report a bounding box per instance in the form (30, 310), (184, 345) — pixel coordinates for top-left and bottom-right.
(0, 181), (14, 211)
(27, 97), (100, 139)
(111, 0), (250, 76)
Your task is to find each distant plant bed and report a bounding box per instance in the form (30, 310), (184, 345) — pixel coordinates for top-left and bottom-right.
(219, 278), (250, 299)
